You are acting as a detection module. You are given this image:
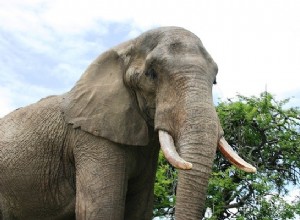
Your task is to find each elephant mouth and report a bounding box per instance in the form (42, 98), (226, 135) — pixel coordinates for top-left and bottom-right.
(158, 130), (257, 173)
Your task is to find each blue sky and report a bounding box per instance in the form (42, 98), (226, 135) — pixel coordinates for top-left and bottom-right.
(1, 0), (300, 117)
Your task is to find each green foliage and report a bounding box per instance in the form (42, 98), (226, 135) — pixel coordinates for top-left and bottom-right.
(153, 151), (177, 217)
(206, 92), (300, 219)
(153, 92), (300, 219)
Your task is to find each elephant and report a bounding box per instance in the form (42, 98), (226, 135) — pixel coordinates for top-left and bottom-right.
(0, 26), (256, 220)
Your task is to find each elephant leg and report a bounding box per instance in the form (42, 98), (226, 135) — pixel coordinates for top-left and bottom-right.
(124, 178), (155, 220)
(124, 145), (160, 220)
(74, 134), (128, 220)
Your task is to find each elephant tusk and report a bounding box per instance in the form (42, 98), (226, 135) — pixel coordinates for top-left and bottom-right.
(158, 130), (193, 170)
(218, 137), (257, 173)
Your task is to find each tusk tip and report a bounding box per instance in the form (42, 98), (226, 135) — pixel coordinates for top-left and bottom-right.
(184, 162), (193, 170)
(174, 162), (193, 170)
(159, 129), (193, 170)
(218, 137), (257, 174)
(243, 166), (257, 173)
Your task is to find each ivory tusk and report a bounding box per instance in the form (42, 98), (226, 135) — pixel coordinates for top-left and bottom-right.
(218, 137), (257, 173)
(158, 130), (193, 170)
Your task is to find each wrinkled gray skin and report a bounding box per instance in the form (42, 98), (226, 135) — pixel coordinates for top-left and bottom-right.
(0, 27), (220, 220)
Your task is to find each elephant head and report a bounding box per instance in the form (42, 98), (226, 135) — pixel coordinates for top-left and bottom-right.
(63, 27), (255, 219)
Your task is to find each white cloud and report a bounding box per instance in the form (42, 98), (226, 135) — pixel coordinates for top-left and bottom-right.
(0, 76), (59, 117)
(0, 88), (14, 117)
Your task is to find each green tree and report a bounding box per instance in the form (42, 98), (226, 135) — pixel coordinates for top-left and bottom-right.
(153, 92), (300, 219)
(153, 152), (177, 217)
(206, 92), (300, 219)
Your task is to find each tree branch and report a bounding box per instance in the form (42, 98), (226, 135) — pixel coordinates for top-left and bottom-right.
(224, 185), (254, 210)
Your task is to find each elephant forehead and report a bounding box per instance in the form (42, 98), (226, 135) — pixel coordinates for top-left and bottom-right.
(137, 27), (202, 53)
(141, 27), (201, 42)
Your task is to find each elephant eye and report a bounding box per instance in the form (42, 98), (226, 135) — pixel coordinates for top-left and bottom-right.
(145, 68), (157, 80)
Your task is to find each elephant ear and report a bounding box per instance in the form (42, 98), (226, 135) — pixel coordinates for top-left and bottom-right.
(62, 49), (149, 146)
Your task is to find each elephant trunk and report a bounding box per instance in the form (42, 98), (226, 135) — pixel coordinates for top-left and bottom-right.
(171, 105), (219, 220)
(174, 111), (219, 220)
(157, 94), (255, 219)
(158, 110), (256, 219)
(155, 66), (256, 219)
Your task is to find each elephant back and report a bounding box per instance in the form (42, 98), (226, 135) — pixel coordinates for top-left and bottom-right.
(0, 95), (67, 153)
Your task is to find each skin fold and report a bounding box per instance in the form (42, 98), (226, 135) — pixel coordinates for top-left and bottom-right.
(0, 27), (252, 220)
